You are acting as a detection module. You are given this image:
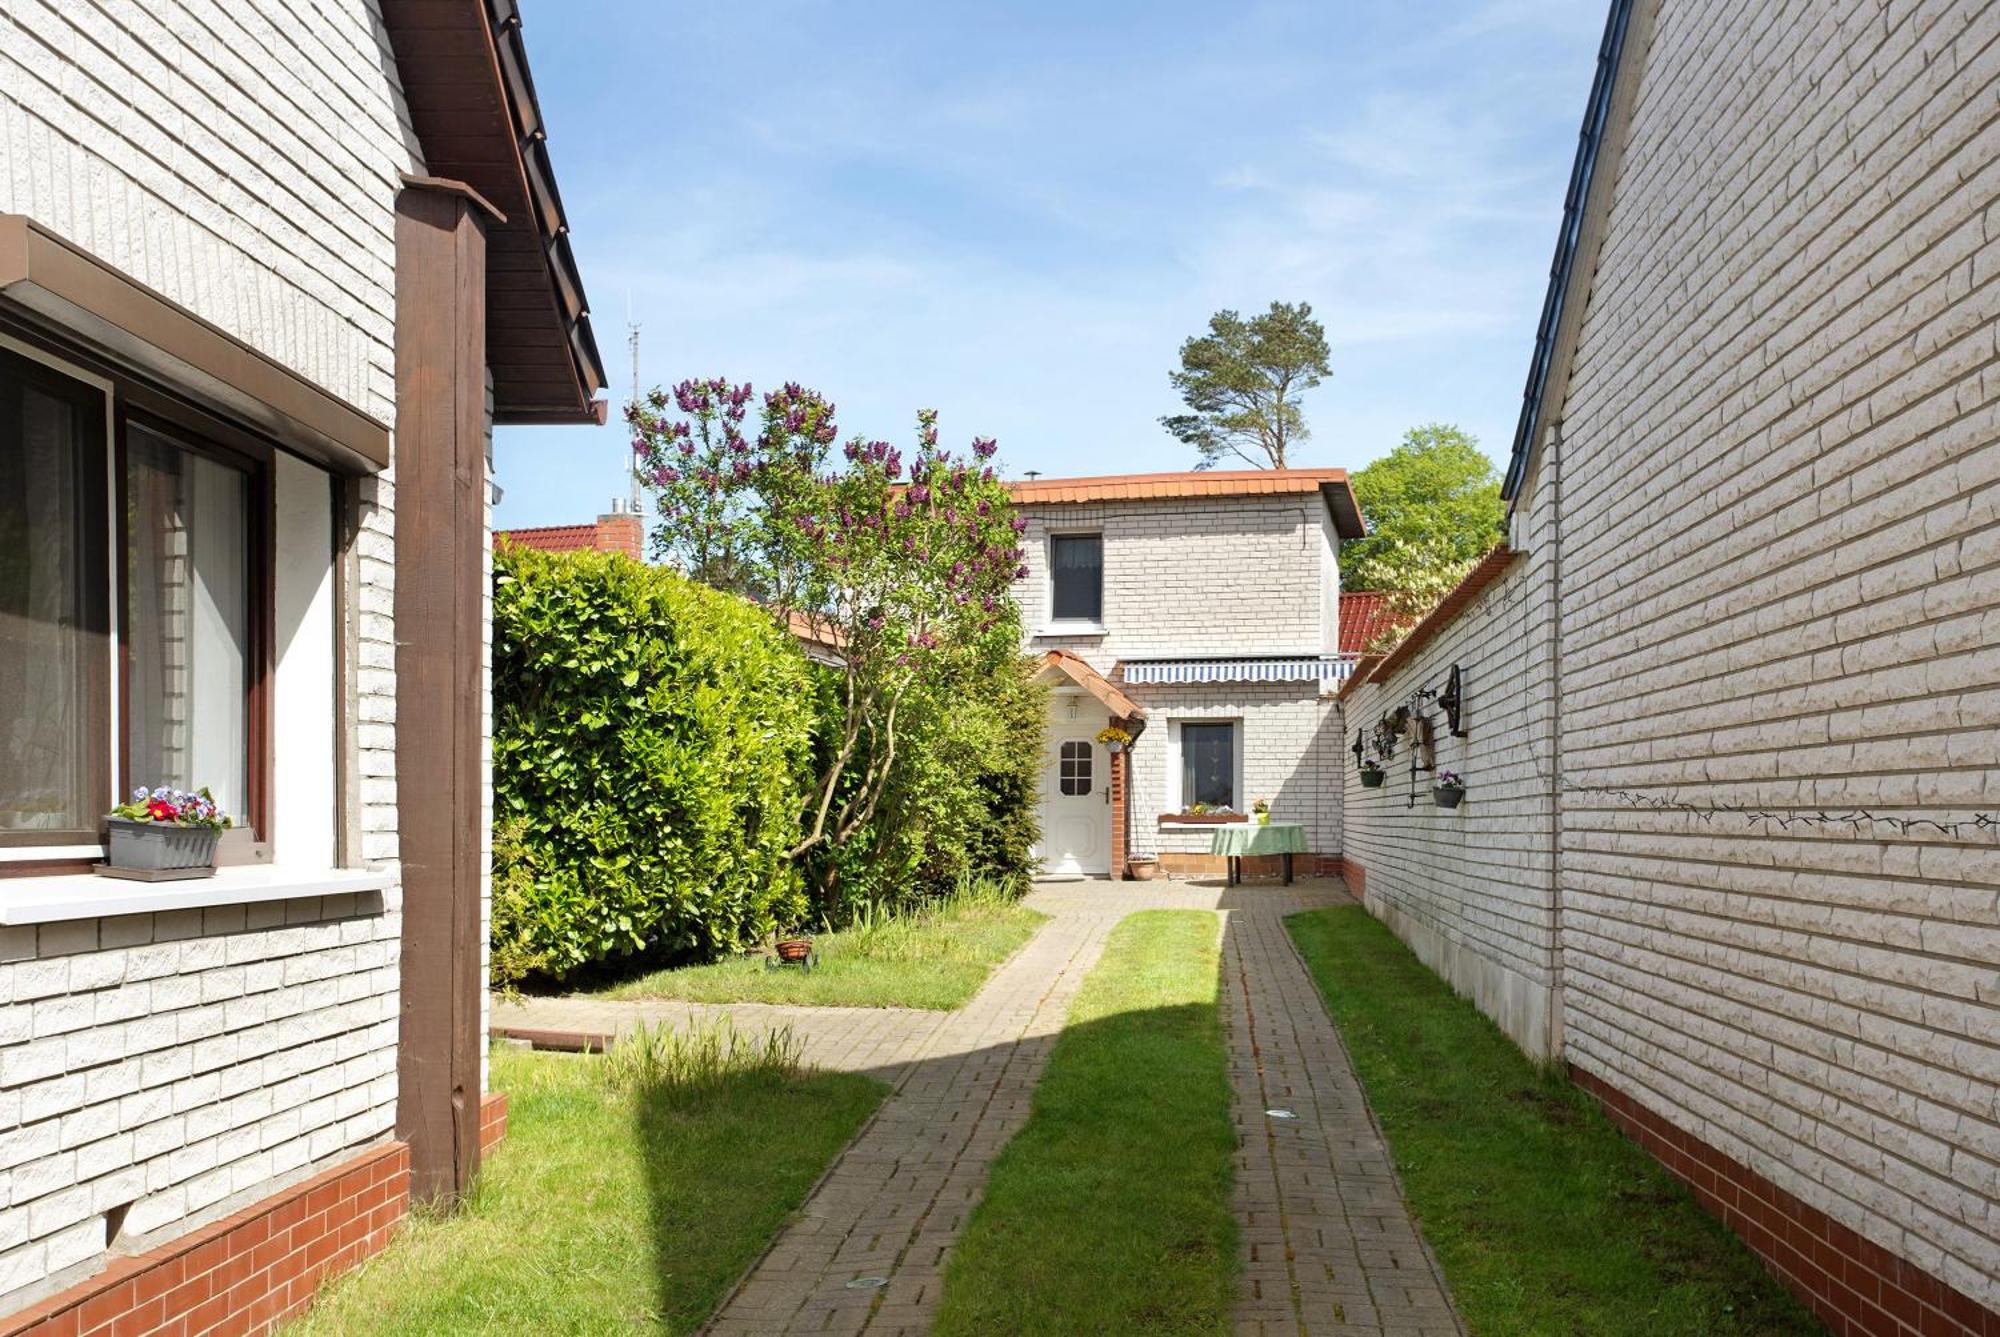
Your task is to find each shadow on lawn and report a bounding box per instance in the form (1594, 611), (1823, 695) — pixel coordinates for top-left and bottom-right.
(610, 881), (1815, 1335)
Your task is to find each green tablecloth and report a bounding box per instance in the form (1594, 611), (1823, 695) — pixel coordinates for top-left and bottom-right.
(1208, 822), (1308, 856)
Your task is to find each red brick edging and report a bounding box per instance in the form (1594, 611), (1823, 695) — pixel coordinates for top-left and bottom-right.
(2, 1091), (513, 1337)
(0, 1143), (409, 1337)
(478, 1089), (509, 1153)
(1573, 1067), (1998, 1337)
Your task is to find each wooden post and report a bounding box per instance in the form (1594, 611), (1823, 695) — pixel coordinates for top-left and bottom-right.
(392, 181), (493, 1205)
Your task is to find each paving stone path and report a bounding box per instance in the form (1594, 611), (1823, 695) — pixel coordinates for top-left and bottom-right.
(493, 877), (1462, 1336)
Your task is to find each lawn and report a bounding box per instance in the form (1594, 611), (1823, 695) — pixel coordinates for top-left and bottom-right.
(1286, 906), (1822, 1337)
(289, 1041), (882, 1335)
(599, 888), (1046, 1010)
(935, 909), (1236, 1336)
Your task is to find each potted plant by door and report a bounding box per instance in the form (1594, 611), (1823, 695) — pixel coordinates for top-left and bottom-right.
(1434, 771), (1467, 809)
(1359, 759), (1386, 788)
(1095, 725), (1133, 755)
(101, 787), (232, 879)
(1126, 855), (1160, 881)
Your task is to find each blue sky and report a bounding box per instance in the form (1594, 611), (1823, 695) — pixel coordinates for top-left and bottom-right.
(495, 0), (1608, 531)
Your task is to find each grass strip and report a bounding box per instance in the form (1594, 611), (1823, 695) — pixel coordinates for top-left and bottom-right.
(934, 909), (1235, 1336)
(601, 888), (1045, 1010)
(290, 1043), (882, 1335)
(1286, 906), (1821, 1336)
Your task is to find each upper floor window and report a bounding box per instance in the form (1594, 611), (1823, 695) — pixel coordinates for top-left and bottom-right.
(1050, 533), (1102, 623)
(0, 340), (268, 855)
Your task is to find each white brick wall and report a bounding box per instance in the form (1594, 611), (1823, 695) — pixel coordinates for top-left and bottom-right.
(1552, 0), (1999, 1307)
(0, 0), (424, 1308)
(1125, 683), (1344, 858)
(1339, 460), (1560, 1057)
(1015, 496), (1337, 672)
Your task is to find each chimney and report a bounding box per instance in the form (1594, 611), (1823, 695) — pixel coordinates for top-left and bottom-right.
(595, 499), (643, 560)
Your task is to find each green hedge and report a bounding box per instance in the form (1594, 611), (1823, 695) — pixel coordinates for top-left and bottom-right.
(490, 548), (813, 985)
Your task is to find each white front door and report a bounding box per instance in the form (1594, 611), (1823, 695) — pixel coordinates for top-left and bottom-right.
(1038, 719), (1110, 876)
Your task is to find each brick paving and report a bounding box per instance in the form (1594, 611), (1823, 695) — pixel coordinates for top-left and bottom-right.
(492, 876), (1461, 1335)
(1223, 900), (1465, 1336)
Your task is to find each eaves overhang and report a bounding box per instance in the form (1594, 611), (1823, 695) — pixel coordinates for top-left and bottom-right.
(380, 0), (608, 426)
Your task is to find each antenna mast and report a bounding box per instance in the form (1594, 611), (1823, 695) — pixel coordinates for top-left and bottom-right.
(626, 305), (643, 516)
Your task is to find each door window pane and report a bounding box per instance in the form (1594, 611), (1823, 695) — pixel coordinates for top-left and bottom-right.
(1050, 534), (1102, 621)
(126, 425), (251, 820)
(1181, 722), (1234, 808)
(1058, 739), (1092, 797)
(0, 358), (106, 840)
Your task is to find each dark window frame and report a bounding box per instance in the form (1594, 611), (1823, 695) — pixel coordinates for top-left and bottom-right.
(1049, 532), (1103, 623)
(1180, 721), (1237, 809)
(0, 343), (111, 848)
(0, 319), (279, 873)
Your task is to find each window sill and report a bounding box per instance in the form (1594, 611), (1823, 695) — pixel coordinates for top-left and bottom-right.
(1035, 621), (1108, 638)
(1158, 814), (1248, 827)
(0, 866), (390, 926)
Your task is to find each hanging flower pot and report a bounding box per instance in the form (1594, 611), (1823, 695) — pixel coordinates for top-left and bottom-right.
(1359, 765), (1386, 789)
(1434, 771), (1466, 809)
(1095, 725), (1133, 756)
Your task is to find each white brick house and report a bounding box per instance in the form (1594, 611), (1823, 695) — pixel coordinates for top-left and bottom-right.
(1009, 470), (1366, 878)
(0, 2), (604, 1330)
(1337, 0), (2000, 1331)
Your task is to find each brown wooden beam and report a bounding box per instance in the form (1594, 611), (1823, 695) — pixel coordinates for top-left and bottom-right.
(392, 181), (489, 1206)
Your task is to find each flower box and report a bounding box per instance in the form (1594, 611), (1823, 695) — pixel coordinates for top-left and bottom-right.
(102, 817), (220, 878)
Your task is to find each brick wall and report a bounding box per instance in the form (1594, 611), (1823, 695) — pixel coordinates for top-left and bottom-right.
(0, 0), (425, 1316)
(1015, 497), (1336, 672)
(1125, 682), (1343, 862)
(1548, 0), (2000, 1313)
(1338, 471), (1560, 1058)
(0, 1143), (407, 1337)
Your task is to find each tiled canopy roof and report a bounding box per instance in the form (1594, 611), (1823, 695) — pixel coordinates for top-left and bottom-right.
(1037, 650), (1145, 721)
(1008, 468), (1367, 539)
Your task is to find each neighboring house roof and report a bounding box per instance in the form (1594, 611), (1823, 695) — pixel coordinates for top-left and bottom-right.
(1008, 468), (1367, 540)
(497, 509), (642, 559)
(1036, 650), (1145, 721)
(1335, 591), (1412, 656)
(380, 0), (608, 425)
(1503, 0), (1645, 501)
(783, 609), (846, 665)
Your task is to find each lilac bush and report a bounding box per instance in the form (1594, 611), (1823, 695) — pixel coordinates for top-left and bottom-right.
(631, 379), (1026, 866)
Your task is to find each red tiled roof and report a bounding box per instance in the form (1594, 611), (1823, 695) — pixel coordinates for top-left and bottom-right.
(1036, 650), (1145, 721)
(1008, 468), (1366, 539)
(1335, 591), (1414, 656)
(497, 523), (598, 553)
(497, 512), (643, 560)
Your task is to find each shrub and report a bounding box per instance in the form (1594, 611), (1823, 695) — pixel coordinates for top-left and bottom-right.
(491, 547), (813, 985)
(807, 657), (1044, 919)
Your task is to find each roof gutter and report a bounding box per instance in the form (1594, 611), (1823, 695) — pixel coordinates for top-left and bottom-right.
(1502, 0), (1649, 503)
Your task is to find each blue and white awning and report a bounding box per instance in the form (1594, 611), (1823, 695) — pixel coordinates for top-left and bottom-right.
(1122, 657), (1359, 686)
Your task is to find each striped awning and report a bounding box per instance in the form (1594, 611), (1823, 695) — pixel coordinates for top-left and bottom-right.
(1122, 657), (1359, 686)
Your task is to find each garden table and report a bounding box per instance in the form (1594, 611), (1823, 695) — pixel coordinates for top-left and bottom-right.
(1209, 821), (1308, 885)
